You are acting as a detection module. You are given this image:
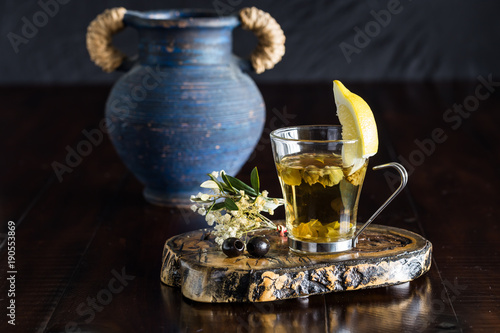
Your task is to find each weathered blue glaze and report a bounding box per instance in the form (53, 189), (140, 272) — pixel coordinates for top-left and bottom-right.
(105, 9), (265, 206)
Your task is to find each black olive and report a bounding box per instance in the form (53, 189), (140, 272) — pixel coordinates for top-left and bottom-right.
(222, 237), (245, 258)
(246, 236), (270, 257)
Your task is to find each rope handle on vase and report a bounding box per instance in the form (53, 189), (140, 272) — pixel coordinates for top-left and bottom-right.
(86, 7), (286, 74)
(86, 7), (127, 73)
(239, 7), (286, 74)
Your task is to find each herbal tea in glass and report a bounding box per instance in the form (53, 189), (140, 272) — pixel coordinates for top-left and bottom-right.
(271, 125), (368, 248)
(269, 81), (407, 253)
(276, 152), (367, 243)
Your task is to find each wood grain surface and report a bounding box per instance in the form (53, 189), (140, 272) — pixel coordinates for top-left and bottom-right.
(1, 83), (499, 332)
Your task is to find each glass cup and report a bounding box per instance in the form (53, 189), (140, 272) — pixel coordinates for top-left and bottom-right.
(270, 125), (407, 253)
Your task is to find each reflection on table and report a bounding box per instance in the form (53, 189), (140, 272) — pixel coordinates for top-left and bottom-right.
(161, 276), (433, 332)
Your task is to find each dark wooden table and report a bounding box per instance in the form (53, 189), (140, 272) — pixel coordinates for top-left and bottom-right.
(1, 82), (499, 332)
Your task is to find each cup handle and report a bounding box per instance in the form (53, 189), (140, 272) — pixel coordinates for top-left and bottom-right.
(86, 7), (130, 73)
(238, 7), (286, 74)
(352, 162), (408, 246)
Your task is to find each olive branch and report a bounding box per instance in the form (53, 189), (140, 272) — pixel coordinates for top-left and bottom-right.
(190, 168), (284, 246)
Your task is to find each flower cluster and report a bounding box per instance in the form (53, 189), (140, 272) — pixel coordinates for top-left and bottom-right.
(190, 168), (284, 246)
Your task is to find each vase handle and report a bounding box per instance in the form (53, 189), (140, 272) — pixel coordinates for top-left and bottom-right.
(86, 7), (130, 73)
(238, 7), (286, 74)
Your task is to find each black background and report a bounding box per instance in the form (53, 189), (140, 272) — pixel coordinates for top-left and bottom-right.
(2, 0), (500, 84)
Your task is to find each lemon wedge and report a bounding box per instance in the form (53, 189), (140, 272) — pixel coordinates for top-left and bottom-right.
(333, 80), (378, 170)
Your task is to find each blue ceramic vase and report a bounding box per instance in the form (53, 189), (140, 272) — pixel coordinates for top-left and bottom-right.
(86, 8), (285, 206)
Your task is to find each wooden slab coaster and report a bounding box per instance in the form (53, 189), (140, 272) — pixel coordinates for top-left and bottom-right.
(160, 224), (432, 303)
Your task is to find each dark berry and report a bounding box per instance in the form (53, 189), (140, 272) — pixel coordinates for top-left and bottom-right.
(246, 236), (270, 257)
(222, 237), (245, 258)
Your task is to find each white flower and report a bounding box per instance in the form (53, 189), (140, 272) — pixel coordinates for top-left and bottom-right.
(206, 212), (216, 226)
(255, 196), (265, 206)
(190, 168), (285, 246)
(227, 228), (236, 238)
(215, 236), (224, 246)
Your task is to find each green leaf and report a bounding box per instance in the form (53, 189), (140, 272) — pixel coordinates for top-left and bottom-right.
(220, 183), (232, 193)
(250, 167), (260, 194)
(210, 202), (226, 211)
(221, 172), (239, 194)
(225, 175), (258, 197)
(224, 198), (239, 211)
